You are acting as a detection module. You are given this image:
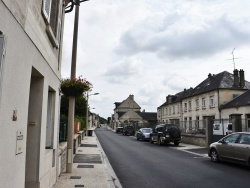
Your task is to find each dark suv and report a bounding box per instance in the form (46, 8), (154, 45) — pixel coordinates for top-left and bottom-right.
(150, 124), (181, 146)
(123, 125), (135, 136)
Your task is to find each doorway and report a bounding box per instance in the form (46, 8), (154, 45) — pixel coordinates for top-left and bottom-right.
(25, 68), (44, 187)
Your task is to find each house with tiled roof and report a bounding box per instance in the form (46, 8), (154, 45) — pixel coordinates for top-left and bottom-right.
(112, 95), (157, 129)
(220, 89), (250, 132)
(158, 69), (250, 133)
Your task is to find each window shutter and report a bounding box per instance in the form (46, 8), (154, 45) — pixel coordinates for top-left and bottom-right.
(42, 0), (52, 23)
(56, 0), (63, 44)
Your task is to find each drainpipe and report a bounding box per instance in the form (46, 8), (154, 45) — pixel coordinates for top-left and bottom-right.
(217, 89), (221, 121)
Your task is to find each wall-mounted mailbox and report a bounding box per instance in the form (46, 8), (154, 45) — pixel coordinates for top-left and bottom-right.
(16, 131), (24, 155)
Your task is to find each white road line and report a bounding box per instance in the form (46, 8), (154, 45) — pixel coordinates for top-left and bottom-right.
(171, 147), (209, 158)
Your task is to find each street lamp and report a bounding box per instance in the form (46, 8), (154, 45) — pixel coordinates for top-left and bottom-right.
(86, 92), (99, 135)
(64, 0), (90, 173)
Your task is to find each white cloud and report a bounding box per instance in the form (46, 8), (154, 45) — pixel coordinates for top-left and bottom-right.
(61, 0), (250, 118)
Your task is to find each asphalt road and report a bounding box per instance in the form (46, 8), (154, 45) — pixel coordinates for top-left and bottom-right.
(95, 126), (250, 188)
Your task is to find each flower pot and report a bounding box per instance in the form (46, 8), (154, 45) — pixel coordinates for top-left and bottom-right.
(61, 86), (84, 97)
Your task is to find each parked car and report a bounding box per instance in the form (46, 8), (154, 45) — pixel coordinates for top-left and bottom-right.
(136, 128), (152, 141)
(150, 124), (181, 146)
(123, 125), (135, 136)
(208, 132), (250, 166)
(116, 127), (124, 133)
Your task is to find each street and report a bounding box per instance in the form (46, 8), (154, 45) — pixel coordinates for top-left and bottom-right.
(95, 126), (250, 188)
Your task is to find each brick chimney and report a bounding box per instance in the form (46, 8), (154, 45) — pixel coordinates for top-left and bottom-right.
(239, 69), (245, 87)
(233, 69), (239, 86)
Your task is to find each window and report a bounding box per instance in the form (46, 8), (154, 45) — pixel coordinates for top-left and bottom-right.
(166, 107), (168, 115)
(184, 103), (187, 112)
(169, 107), (171, 115)
(239, 134), (250, 144)
(177, 104), (180, 114)
(46, 90), (55, 148)
(189, 101), (192, 111)
(196, 99), (199, 110)
(202, 98), (206, 109)
(173, 106), (175, 114)
(224, 133), (240, 143)
(156, 126), (163, 132)
(210, 96), (215, 107)
(42, 0), (63, 47)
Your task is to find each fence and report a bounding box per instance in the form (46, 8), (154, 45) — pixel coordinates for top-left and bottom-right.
(119, 118), (249, 136)
(59, 122), (67, 142)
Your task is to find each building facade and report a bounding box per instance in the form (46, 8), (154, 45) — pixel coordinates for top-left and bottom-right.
(158, 70), (250, 133)
(112, 95), (157, 130)
(0, 0), (65, 187)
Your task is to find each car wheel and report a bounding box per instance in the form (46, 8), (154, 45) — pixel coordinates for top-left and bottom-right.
(136, 136), (139, 140)
(174, 141), (179, 146)
(158, 137), (163, 146)
(248, 157), (250, 168)
(150, 136), (154, 144)
(210, 149), (219, 163)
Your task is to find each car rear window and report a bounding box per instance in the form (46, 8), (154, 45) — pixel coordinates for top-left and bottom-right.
(142, 129), (152, 133)
(165, 125), (179, 130)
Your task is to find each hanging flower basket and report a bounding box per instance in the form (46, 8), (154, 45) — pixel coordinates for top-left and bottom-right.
(61, 76), (92, 97)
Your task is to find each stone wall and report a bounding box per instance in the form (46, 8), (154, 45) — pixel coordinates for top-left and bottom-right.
(181, 134), (207, 147)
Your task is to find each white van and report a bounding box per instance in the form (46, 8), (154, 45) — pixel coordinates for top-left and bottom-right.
(213, 123), (232, 135)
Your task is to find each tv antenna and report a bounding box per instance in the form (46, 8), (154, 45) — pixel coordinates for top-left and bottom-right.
(225, 48), (241, 70)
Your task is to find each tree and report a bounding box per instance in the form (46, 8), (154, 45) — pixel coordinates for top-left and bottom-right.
(60, 95), (87, 117)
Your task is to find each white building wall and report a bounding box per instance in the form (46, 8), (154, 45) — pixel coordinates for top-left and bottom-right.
(0, 0), (63, 187)
(221, 106), (250, 132)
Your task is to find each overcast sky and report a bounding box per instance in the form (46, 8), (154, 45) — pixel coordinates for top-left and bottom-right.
(61, 0), (250, 119)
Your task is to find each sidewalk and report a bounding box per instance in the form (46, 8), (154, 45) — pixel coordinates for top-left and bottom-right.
(53, 131), (122, 188)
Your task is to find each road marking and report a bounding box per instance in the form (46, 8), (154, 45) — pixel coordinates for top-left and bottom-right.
(171, 147), (209, 158)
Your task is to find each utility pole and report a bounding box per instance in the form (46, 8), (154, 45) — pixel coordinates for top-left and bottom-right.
(65, 0), (89, 173)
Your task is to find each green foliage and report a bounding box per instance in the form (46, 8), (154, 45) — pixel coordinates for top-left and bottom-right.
(75, 116), (86, 130)
(61, 76), (92, 97)
(61, 76), (92, 91)
(60, 95), (87, 117)
(99, 116), (108, 124)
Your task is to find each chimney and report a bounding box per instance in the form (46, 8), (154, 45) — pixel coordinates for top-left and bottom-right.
(239, 69), (245, 87)
(129, 94), (134, 100)
(233, 69), (239, 86)
(208, 73), (213, 80)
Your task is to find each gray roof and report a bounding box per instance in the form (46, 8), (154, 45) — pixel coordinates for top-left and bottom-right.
(117, 111), (157, 121)
(137, 112), (157, 121)
(191, 71), (250, 96)
(158, 70), (250, 108)
(220, 90), (250, 109)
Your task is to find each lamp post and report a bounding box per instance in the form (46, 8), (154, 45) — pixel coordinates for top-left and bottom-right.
(86, 92), (99, 135)
(64, 0), (90, 173)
